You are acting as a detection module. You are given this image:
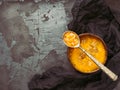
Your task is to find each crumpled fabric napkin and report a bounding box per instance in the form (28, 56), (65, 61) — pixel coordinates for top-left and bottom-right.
(28, 0), (120, 90)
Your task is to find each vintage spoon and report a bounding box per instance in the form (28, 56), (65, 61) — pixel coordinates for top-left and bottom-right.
(63, 31), (118, 81)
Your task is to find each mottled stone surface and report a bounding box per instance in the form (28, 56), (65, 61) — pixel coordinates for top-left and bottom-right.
(0, 0), (74, 90)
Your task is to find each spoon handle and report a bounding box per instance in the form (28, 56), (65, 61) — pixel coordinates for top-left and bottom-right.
(79, 46), (118, 81)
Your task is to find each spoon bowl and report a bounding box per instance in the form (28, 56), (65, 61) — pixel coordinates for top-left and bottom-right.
(63, 31), (80, 48)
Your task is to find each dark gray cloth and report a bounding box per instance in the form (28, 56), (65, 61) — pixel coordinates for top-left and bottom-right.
(28, 0), (120, 90)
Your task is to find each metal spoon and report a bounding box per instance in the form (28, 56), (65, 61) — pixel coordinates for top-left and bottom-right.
(63, 31), (118, 81)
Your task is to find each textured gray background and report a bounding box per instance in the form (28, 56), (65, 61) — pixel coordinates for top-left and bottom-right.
(0, 0), (74, 90)
(0, 0), (120, 90)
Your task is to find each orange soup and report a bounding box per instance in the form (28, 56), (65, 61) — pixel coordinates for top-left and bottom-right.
(68, 33), (107, 73)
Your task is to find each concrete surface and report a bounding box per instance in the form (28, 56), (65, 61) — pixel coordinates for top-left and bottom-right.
(0, 0), (75, 90)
